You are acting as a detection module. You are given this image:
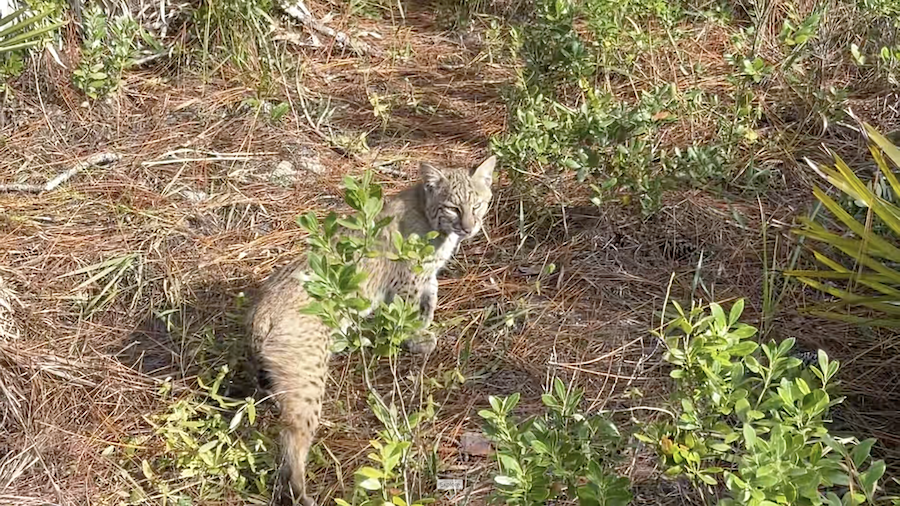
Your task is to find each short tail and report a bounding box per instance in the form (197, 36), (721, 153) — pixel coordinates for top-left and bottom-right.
(271, 391), (323, 506)
(284, 422), (317, 504)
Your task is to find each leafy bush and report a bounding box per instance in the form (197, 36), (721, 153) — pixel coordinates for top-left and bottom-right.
(297, 172), (437, 505)
(640, 299), (886, 506)
(296, 171), (438, 357)
(493, 79), (730, 213)
(491, 0), (734, 214)
(121, 365), (278, 503)
(479, 378), (632, 506)
(335, 393), (437, 506)
(73, 6), (149, 99)
(786, 122), (900, 328)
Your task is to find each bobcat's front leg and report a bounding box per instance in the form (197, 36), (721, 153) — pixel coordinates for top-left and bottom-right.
(403, 277), (438, 355)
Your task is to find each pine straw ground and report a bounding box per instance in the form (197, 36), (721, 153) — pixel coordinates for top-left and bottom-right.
(1, 0), (900, 505)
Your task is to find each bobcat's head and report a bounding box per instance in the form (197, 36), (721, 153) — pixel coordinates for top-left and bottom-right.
(420, 156), (495, 240)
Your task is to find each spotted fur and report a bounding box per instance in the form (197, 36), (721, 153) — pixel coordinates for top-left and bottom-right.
(247, 156), (495, 506)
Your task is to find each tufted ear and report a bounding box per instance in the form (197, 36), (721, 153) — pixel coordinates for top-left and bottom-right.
(420, 162), (444, 191)
(470, 155), (496, 187)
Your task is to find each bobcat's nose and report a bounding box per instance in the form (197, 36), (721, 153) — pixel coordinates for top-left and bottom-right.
(459, 212), (476, 236)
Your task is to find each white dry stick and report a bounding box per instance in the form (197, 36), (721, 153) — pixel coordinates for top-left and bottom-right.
(140, 148), (278, 167)
(0, 152), (121, 194)
(0, 275), (21, 340)
(281, 0), (377, 56)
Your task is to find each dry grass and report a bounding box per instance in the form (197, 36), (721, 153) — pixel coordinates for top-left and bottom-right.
(1, 0), (899, 504)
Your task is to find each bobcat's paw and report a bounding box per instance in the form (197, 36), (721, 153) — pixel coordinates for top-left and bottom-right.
(403, 329), (437, 355)
(272, 476), (317, 506)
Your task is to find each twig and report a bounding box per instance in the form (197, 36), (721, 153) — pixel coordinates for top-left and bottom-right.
(131, 51), (169, 67)
(279, 0), (377, 56)
(0, 153), (120, 194)
(140, 149), (277, 167)
(548, 336), (643, 367)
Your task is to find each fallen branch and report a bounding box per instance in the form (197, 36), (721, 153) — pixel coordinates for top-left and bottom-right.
(0, 153), (121, 194)
(279, 0), (377, 56)
(140, 148), (278, 167)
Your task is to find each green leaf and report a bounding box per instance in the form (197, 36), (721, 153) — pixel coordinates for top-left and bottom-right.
(634, 433), (654, 444)
(730, 341), (759, 356)
(505, 392), (521, 411)
(359, 477), (382, 490)
(795, 377), (811, 395)
(851, 438), (876, 468)
(357, 466), (384, 479)
(743, 424), (757, 449)
(198, 440), (218, 453)
(710, 302), (726, 328)
(745, 355), (761, 373)
(494, 475), (518, 486)
(735, 398), (751, 421)
(498, 453), (523, 474)
(729, 299), (745, 325)
(698, 473), (718, 485)
(731, 324), (758, 339)
(540, 393), (556, 407)
(530, 439), (549, 454)
(860, 460), (886, 498)
(141, 459), (154, 479)
(664, 465), (683, 476)
(228, 407), (245, 431)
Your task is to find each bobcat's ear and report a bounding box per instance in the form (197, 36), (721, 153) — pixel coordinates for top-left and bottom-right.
(420, 162), (444, 191)
(470, 155), (496, 187)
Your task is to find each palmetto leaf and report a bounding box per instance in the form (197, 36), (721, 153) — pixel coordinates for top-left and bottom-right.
(786, 122), (900, 328)
(0, 6), (64, 55)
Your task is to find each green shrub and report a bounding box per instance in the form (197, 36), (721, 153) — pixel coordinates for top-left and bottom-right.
(335, 393), (437, 506)
(73, 6), (150, 99)
(492, 0), (735, 214)
(120, 366), (278, 504)
(296, 172), (438, 357)
(493, 80), (731, 213)
(639, 299), (887, 506)
(479, 378), (632, 506)
(297, 172), (437, 506)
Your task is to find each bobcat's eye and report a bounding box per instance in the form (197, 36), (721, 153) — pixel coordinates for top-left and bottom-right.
(473, 202), (483, 211)
(444, 206), (459, 216)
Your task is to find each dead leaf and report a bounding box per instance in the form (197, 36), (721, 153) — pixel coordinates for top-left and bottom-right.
(459, 432), (492, 457)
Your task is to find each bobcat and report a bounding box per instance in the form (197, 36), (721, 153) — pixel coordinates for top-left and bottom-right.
(247, 156), (496, 506)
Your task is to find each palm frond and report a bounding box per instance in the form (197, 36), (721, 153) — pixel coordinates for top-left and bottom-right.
(0, 6), (65, 55)
(788, 122), (900, 328)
